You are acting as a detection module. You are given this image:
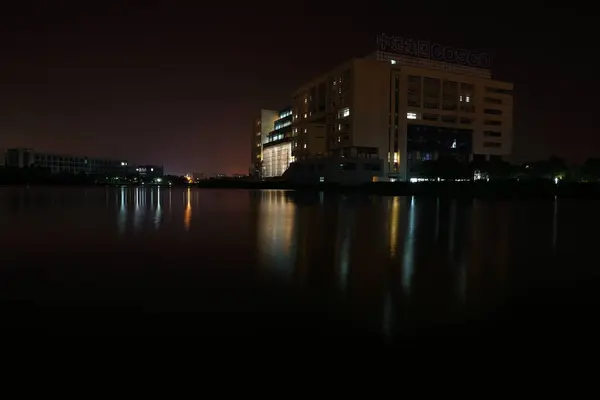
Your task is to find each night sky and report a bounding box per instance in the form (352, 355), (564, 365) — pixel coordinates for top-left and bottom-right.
(1, 2), (596, 175)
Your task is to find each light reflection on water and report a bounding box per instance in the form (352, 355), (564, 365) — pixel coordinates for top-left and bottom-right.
(184, 187), (191, 232)
(256, 190), (297, 279)
(0, 187), (592, 336)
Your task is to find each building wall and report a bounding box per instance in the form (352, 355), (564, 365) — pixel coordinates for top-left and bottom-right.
(352, 59), (390, 165)
(251, 117), (262, 174)
(284, 156), (382, 186)
(250, 109), (279, 176)
(397, 63), (513, 162)
(4, 148), (130, 176)
(263, 141), (292, 178)
(285, 51), (514, 181)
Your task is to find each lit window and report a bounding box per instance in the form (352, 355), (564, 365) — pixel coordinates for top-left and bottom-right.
(151, 168), (154, 171)
(390, 60), (397, 65)
(338, 107), (350, 118)
(337, 137), (341, 143)
(451, 139), (457, 149)
(303, 144), (307, 149)
(303, 128), (307, 133)
(319, 177), (325, 183)
(303, 113), (307, 118)
(407, 112), (417, 120)
(460, 95), (463, 102)
(304, 98), (307, 103)
(466, 96), (470, 103)
(338, 124), (342, 131)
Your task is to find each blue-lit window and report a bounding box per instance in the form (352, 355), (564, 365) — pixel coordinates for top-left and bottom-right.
(278, 109), (292, 118)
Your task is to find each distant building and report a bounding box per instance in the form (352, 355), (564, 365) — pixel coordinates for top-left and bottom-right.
(192, 172), (206, 181)
(131, 165), (163, 179)
(4, 148), (130, 176)
(3, 147), (163, 178)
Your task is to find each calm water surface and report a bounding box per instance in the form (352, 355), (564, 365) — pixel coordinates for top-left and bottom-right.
(1, 186), (599, 340)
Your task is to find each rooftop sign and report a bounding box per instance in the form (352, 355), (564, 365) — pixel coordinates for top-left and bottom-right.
(377, 34), (491, 69)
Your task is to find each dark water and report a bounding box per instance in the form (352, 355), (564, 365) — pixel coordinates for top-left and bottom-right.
(1, 186), (599, 343)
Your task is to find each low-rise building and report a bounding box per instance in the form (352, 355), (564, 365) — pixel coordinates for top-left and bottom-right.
(283, 147), (382, 185)
(3, 148), (163, 178)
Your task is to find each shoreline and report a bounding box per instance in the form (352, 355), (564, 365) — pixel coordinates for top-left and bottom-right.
(1, 181), (600, 198)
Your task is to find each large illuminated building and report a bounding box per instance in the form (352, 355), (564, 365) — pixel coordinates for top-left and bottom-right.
(252, 36), (513, 181)
(251, 107), (295, 178)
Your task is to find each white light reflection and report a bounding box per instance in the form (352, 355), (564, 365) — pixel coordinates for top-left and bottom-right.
(257, 191), (297, 279)
(118, 187), (127, 235)
(402, 196), (416, 295)
(184, 187), (191, 231)
(154, 187), (162, 230)
(133, 187), (146, 232)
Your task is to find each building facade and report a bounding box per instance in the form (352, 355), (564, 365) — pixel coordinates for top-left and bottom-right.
(250, 109), (278, 177)
(251, 107), (296, 178)
(288, 51), (513, 180)
(3, 148), (160, 177)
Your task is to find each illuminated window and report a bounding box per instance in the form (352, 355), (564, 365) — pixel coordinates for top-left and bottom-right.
(407, 112), (417, 120)
(303, 113), (307, 118)
(466, 96), (470, 103)
(304, 98), (307, 103)
(338, 107), (350, 118)
(338, 124), (342, 131)
(337, 137), (341, 143)
(303, 143), (307, 149)
(459, 95), (463, 102)
(390, 60), (397, 65)
(303, 128), (307, 133)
